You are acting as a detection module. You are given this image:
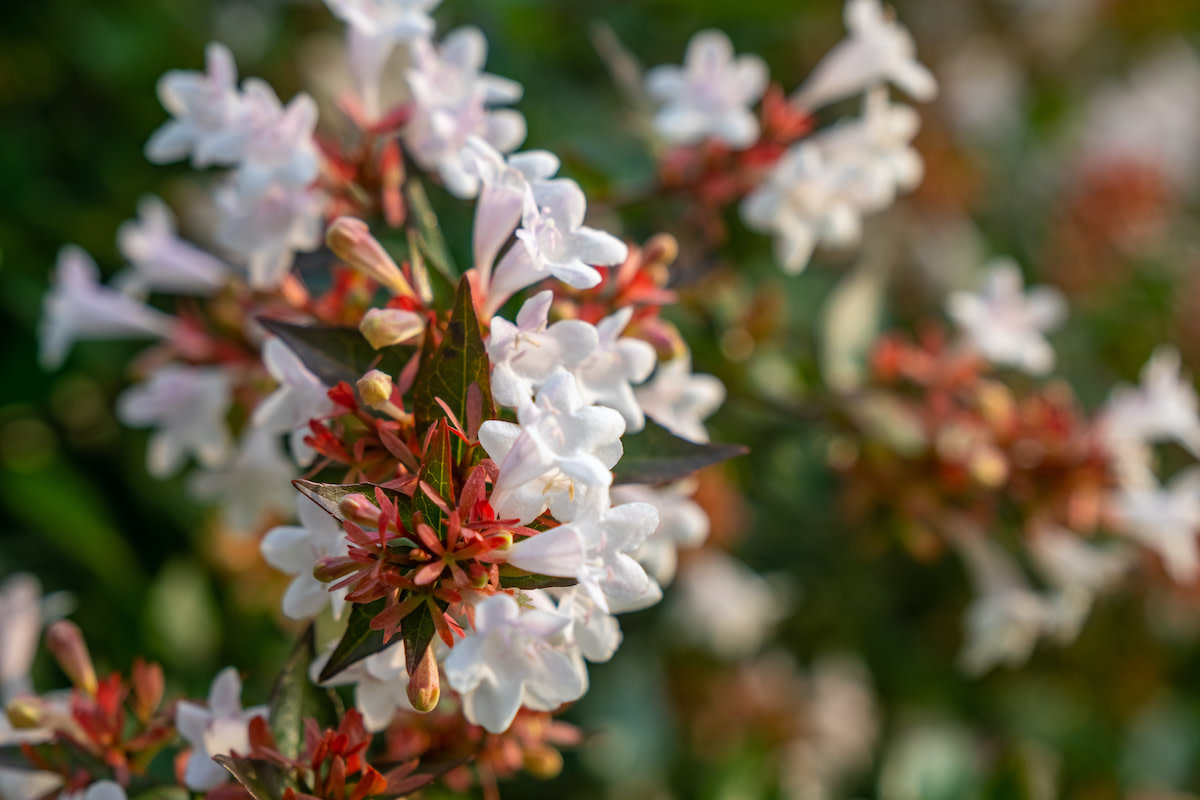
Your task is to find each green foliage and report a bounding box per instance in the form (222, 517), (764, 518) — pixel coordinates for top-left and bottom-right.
(257, 318), (412, 392)
(318, 598), (392, 683)
(214, 755), (290, 800)
(411, 276), (495, 440)
(613, 418), (748, 484)
(268, 625), (341, 762)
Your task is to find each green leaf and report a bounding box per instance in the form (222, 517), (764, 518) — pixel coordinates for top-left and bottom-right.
(213, 755), (290, 800)
(497, 565), (579, 590)
(0, 746), (36, 770)
(405, 176), (458, 284)
(269, 625), (341, 762)
(411, 276), (495, 438)
(129, 788), (189, 800)
(415, 422), (454, 538)
(319, 598), (393, 682)
(294, 480), (413, 523)
(402, 597), (448, 675)
(613, 418), (748, 485)
(257, 318), (412, 389)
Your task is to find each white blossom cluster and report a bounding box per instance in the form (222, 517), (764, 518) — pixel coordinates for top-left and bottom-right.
(644, 0), (936, 274)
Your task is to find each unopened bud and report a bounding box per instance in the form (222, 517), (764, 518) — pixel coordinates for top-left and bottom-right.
(643, 233), (679, 270)
(360, 308), (425, 350)
(357, 369), (395, 408)
(326, 217), (417, 300)
(523, 745), (564, 779)
(313, 556), (359, 583)
(45, 621), (97, 695)
(406, 645), (440, 713)
(338, 493), (380, 528)
(131, 658), (164, 722)
(969, 446), (1009, 488)
(6, 697), (43, 729)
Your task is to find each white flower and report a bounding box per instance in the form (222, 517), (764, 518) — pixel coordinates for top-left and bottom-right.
(573, 307), (657, 432)
(463, 137), (561, 285)
(1099, 346), (1200, 459)
(487, 290), (598, 409)
(951, 523), (1054, 674)
(0, 769), (64, 800)
(503, 487), (658, 613)
(1079, 42), (1200, 193)
(486, 179), (628, 315)
(311, 644), (414, 732)
(39, 245), (176, 370)
(325, 0), (441, 118)
(634, 354), (725, 444)
(545, 586), (622, 663)
(188, 427), (297, 532)
(146, 42), (244, 167)
(668, 550), (784, 659)
(175, 667), (268, 791)
(793, 0), (937, 111)
(403, 27), (526, 198)
(116, 196), (230, 295)
(741, 143), (863, 274)
(215, 181), (325, 290)
(478, 372), (625, 525)
(1028, 525), (1133, 643)
(946, 258), (1066, 375)
(0, 574), (41, 703)
(612, 481), (710, 585)
(61, 781), (127, 800)
(252, 338), (336, 466)
(1110, 467), (1200, 584)
(644, 29), (768, 149)
(443, 593), (585, 734)
(117, 365), (233, 479)
(262, 497), (350, 621)
(814, 87), (923, 214)
(230, 81), (321, 202)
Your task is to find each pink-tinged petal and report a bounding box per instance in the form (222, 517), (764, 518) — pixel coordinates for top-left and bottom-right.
(505, 527), (588, 579)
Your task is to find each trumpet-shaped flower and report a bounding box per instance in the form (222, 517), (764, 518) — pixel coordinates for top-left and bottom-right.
(814, 88), (923, 214)
(1110, 467), (1200, 584)
(612, 481), (710, 584)
(215, 180), (324, 289)
(188, 427), (297, 532)
(478, 372), (625, 525)
(487, 179), (628, 314)
(311, 644), (414, 732)
(253, 338), (336, 466)
(573, 307), (657, 432)
(741, 144), (861, 275)
(145, 42), (244, 167)
(546, 586), (623, 663)
(634, 354), (726, 443)
(668, 550), (784, 659)
(175, 667), (268, 791)
(464, 137), (561, 282)
(487, 290), (599, 408)
(325, 0), (441, 118)
(403, 27), (526, 198)
(1100, 345), (1200, 458)
(262, 497), (350, 621)
(645, 29), (769, 149)
(39, 246), (176, 370)
(116, 196), (230, 295)
(443, 593), (585, 734)
(793, 0), (937, 110)
(230, 81), (320, 201)
(504, 488), (658, 612)
(946, 259), (1066, 375)
(116, 365), (234, 478)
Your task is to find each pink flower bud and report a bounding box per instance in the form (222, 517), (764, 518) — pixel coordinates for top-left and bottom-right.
(45, 621), (97, 695)
(406, 644), (440, 713)
(337, 493), (380, 528)
(131, 658), (164, 722)
(359, 308), (425, 350)
(326, 217), (417, 300)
